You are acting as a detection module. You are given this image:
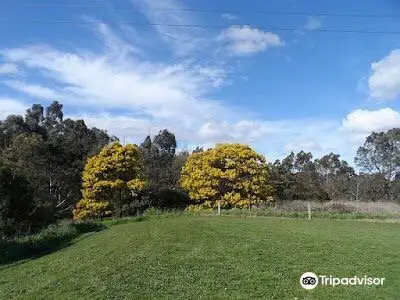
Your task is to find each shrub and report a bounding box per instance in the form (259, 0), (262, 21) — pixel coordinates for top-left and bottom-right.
(278, 200), (308, 212)
(324, 202), (355, 213)
(0, 221), (105, 264)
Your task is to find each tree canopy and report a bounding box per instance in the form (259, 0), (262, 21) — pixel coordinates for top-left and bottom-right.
(0, 101), (115, 235)
(180, 144), (274, 210)
(73, 143), (146, 220)
(355, 128), (400, 200)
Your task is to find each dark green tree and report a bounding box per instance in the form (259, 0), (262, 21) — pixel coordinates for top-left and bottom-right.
(139, 129), (188, 208)
(355, 128), (400, 200)
(0, 167), (34, 237)
(44, 101), (63, 128)
(2, 102), (115, 224)
(192, 146), (204, 153)
(269, 151), (329, 201)
(315, 153), (355, 200)
(0, 115), (27, 150)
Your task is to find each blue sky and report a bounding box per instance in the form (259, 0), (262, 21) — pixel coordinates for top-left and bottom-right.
(0, 0), (400, 164)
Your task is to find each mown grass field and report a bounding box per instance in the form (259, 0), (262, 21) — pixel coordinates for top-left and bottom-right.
(1, 215), (399, 299)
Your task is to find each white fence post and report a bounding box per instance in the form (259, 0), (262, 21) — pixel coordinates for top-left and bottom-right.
(308, 202), (311, 220)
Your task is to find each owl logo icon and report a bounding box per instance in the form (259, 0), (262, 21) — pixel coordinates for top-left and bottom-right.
(300, 272), (318, 290)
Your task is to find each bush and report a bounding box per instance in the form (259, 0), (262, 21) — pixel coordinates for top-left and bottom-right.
(143, 207), (163, 216)
(154, 188), (190, 209)
(277, 200), (308, 212)
(0, 221), (105, 265)
(324, 202), (355, 213)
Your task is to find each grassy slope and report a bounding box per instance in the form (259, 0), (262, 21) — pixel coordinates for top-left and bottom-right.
(1, 216), (399, 299)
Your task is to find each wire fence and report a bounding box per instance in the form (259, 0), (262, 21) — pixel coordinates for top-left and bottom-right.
(215, 200), (400, 220)
(273, 200), (400, 214)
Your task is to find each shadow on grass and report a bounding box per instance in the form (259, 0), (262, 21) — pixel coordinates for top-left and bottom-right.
(102, 215), (148, 226)
(0, 222), (106, 266)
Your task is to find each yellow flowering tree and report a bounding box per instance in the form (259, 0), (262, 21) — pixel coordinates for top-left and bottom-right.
(73, 142), (146, 220)
(180, 144), (274, 212)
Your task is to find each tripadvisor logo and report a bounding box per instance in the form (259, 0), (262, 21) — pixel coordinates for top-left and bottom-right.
(300, 272), (385, 290)
(300, 272), (318, 290)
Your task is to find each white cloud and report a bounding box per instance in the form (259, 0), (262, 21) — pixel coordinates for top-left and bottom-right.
(195, 118), (357, 162)
(0, 98), (28, 119)
(219, 25), (283, 56)
(0, 15), (388, 165)
(221, 13), (237, 20)
(1, 46), (226, 118)
(5, 80), (63, 100)
(0, 32), (236, 144)
(94, 21), (142, 58)
(0, 63), (18, 74)
(368, 49), (400, 100)
(284, 140), (322, 152)
(304, 16), (323, 30)
(131, 0), (209, 56)
(195, 66), (226, 88)
(294, 16), (323, 38)
(198, 120), (274, 142)
(0, 38), (351, 160)
(341, 108), (400, 134)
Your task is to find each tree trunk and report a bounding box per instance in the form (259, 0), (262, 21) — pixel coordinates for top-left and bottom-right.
(119, 189), (123, 218)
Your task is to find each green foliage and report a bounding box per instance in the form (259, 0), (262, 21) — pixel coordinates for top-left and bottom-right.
(181, 143), (274, 209)
(0, 221), (105, 265)
(0, 101), (115, 236)
(315, 153), (355, 200)
(0, 98), (398, 240)
(269, 151), (352, 202)
(139, 130), (189, 209)
(0, 167), (34, 238)
(355, 128), (400, 201)
(140, 130), (177, 190)
(73, 143), (146, 220)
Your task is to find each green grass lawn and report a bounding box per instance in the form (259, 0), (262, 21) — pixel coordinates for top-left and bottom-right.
(1, 216), (399, 299)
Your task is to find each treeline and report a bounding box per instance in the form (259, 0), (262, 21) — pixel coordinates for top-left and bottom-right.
(0, 102), (116, 237)
(270, 138), (400, 203)
(0, 102), (189, 237)
(0, 102), (399, 237)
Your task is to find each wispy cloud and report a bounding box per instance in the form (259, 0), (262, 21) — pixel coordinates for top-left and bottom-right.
(131, 0), (211, 57)
(4, 80), (63, 100)
(94, 21), (143, 58)
(218, 25), (283, 56)
(0, 1), (391, 164)
(304, 16), (323, 30)
(0, 63), (18, 74)
(0, 23), (349, 162)
(221, 13), (237, 20)
(0, 98), (28, 119)
(0, 25), (233, 143)
(295, 16), (324, 36)
(284, 140), (322, 152)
